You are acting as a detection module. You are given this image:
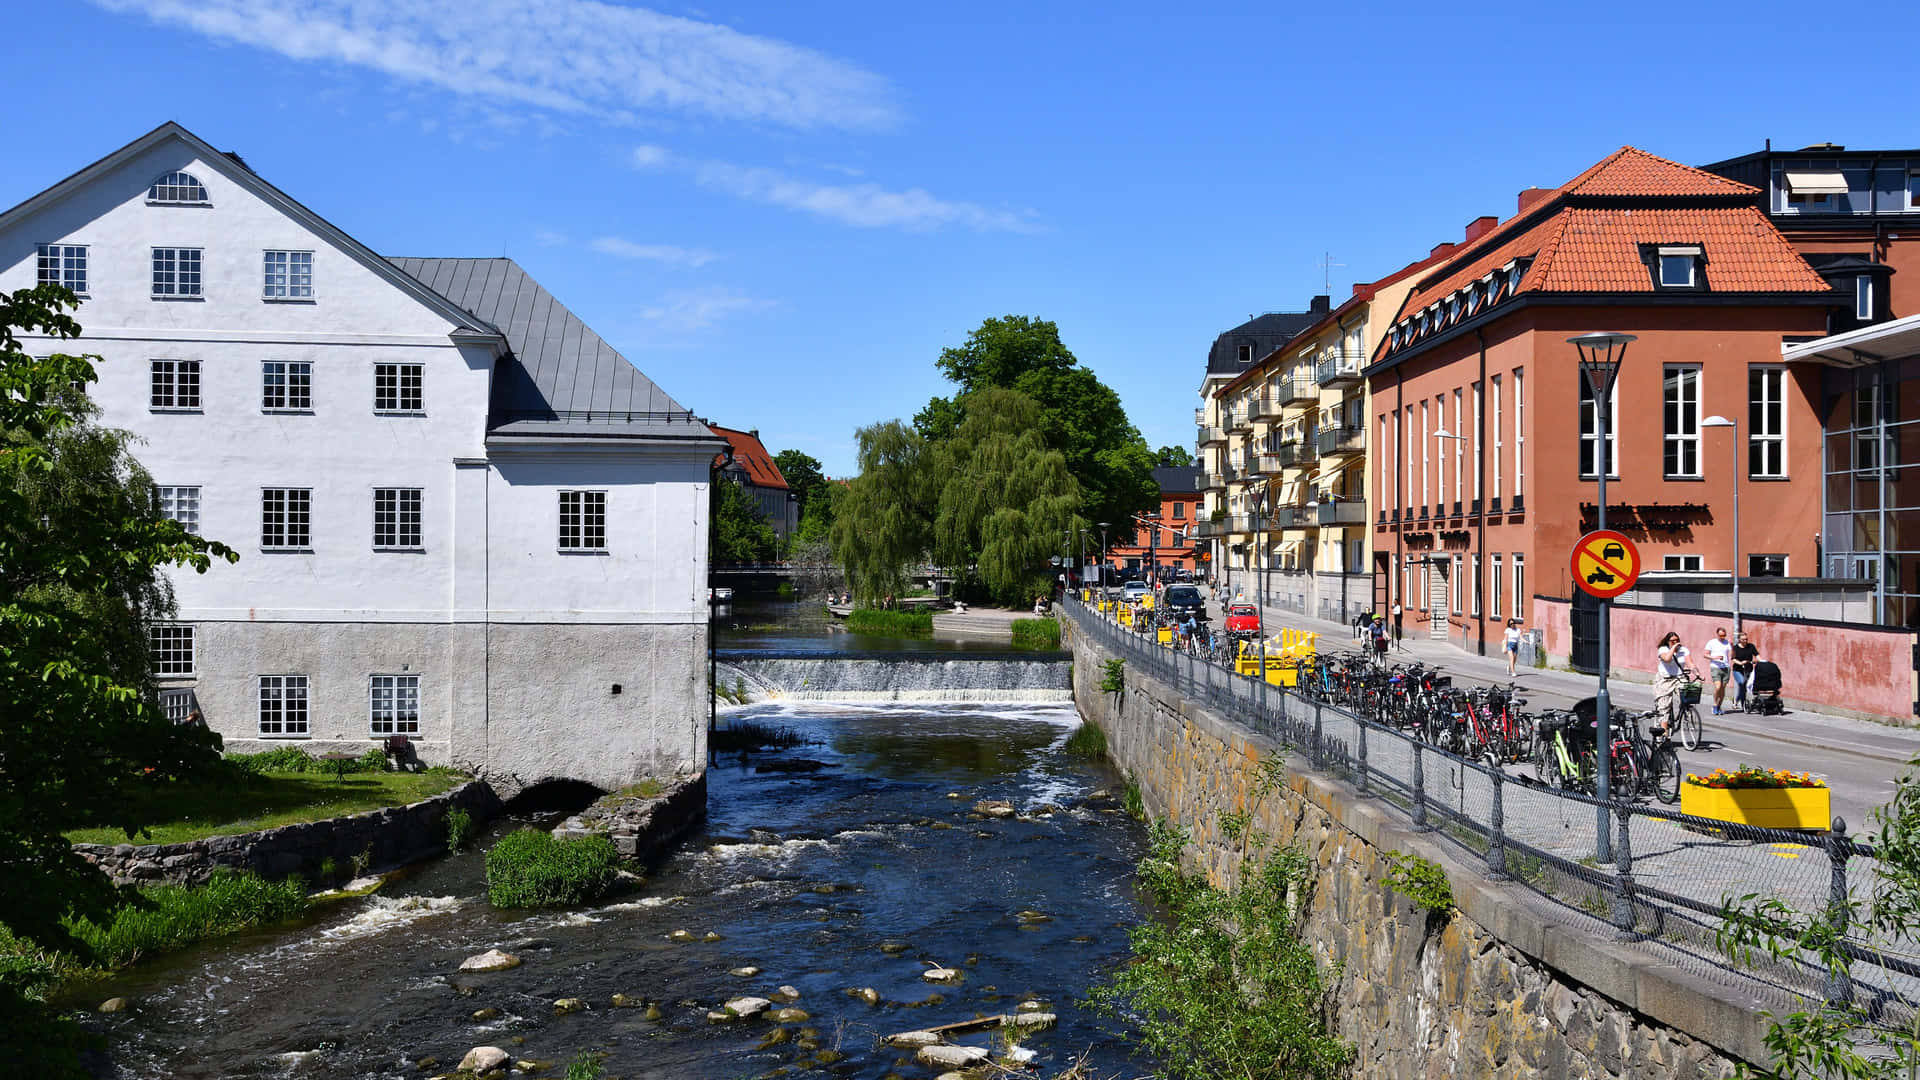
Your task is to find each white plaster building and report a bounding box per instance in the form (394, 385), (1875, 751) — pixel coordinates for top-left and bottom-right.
(0, 123), (724, 790)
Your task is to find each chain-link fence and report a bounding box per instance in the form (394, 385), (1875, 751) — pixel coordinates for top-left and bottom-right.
(1065, 598), (1918, 1020)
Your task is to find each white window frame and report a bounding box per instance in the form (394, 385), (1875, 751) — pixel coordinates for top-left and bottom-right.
(159, 688), (199, 723)
(369, 674), (421, 736)
(374, 363), (424, 414)
(37, 243), (87, 295)
(1470, 554), (1481, 617)
(151, 247), (203, 298)
(1748, 554), (1788, 577)
(261, 487), (312, 551)
(1491, 374), (1503, 502)
(1658, 253), (1695, 287)
(1664, 554), (1704, 571)
(558, 490), (607, 552)
(1513, 369), (1525, 499)
(263, 250), (314, 300)
(1909, 170), (1920, 211)
(1580, 378), (1619, 479)
(1511, 554), (1525, 620)
(1452, 388), (1464, 508)
(150, 625), (194, 676)
(1750, 365), (1786, 479)
(1490, 554), (1503, 620)
(262, 361), (313, 412)
(1472, 381), (1483, 502)
(1420, 401), (1429, 511)
(1433, 397), (1445, 509)
(1664, 365), (1702, 478)
(259, 675), (310, 737)
(1857, 275), (1874, 321)
(373, 487), (424, 551)
(156, 485), (201, 534)
(149, 358), (201, 411)
(148, 171), (208, 205)
(1452, 554), (1463, 615)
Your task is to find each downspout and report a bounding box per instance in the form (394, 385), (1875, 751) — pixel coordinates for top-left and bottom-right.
(1395, 367), (1405, 615)
(709, 441), (736, 764)
(1476, 328), (1489, 656)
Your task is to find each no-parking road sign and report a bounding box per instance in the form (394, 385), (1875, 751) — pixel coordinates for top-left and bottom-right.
(1571, 530), (1640, 600)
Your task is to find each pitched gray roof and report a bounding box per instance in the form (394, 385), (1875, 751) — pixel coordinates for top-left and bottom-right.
(389, 257), (715, 443)
(1152, 466), (1202, 495)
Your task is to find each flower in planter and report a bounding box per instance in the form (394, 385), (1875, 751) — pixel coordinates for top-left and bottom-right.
(1684, 764), (1827, 790)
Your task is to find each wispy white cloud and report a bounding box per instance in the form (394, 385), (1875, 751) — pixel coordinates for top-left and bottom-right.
(591, 236), (718, 266)
(631, 144), (1040, 233)
(640, 287), (774, 331)
(91, 0), (900, 131)
(534, 229), (570, 247)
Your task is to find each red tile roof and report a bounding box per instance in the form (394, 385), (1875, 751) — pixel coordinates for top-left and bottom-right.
(710, 425), (788, 489)
(1557, 146), (1758, 198)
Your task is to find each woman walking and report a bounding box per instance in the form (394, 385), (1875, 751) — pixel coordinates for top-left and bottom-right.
(1503, 619), (1521, 676)
(1730, 631), (1759, 711)
(1654, 631), (1691, 726)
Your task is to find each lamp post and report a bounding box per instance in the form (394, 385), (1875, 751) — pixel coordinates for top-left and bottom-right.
(1702, 416), (1741, 634)
(1097, 521), (1110, 589)
(1570, 331), (1635, 863)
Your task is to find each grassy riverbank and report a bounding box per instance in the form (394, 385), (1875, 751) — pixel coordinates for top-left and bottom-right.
(844, 608), (933, 636)
(1010, 616), (1062, 649)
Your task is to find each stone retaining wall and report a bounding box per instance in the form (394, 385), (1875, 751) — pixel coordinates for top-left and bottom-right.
(1069, 623), (1756, 1079)
(75, 780), (504, 888)
(552, 774), (707, 859)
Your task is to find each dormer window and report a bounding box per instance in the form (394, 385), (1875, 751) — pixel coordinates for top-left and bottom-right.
(1237, 344), (1254, 365)
(1651, 244), (1704, 289)
(1783, 170), (1845, 213)
(149, 171), (208, 205)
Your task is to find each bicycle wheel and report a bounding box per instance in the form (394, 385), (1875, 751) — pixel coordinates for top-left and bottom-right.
(1678, 705), (1703, 751)
(1651, 745), (1681, 804)
(1609, 743), (1640, 800)
(1536, 738), (1566, 790)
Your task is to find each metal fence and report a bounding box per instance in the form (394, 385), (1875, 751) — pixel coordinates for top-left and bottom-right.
(1064, 598), (1920, 1018)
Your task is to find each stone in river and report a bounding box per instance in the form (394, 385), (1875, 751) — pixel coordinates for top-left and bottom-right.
(97, 997), (129, 1013)
(772, 1007), (809, 1023)
(553, 998), (587, 1015)
(1014, 999), (1050, 1013)
(771, 984), (801, 1001)
(1008, 1011), (1057, 1028)
(723, 996), (771, 1018)
(922, 965), (958, 982)
(878, 941), (910, 955)
(730, 965), (761, 977)
(848, 986), (880, 1005)
(457, 1046), (509, 1073)
(470, 1007), (501, 1021)
(667, 929), (695, 942)
(885, 1031), (941, 1048)
(609, 993), (639, 1008)
(972, 799), (1015, 817)
(459, 949), (520, 972)
(702, 931), (724, 942)
(918, 1044), (990, 1067)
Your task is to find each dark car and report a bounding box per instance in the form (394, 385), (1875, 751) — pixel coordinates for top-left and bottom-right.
(1162, 584), (1206, 620)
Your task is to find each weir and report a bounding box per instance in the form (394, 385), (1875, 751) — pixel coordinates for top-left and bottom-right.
(716, 649), (1072, 702)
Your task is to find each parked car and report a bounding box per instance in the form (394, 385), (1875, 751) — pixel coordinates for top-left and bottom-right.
(1224, 603), (1261, 634)
(1121, 581), (1151, 603)
(1162, 584), (1207, 620)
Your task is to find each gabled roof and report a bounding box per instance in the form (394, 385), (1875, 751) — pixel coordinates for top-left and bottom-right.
(389, 257), (714, 443)
(709, 425), (788, 489)
(1557, 146), (1758, 198)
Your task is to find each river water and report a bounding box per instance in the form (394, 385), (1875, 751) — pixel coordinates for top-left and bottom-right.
(81, 700), (1153, 1079)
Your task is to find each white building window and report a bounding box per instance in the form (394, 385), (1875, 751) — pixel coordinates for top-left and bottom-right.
(1512, 554), (1525, 619)
(1420, 402), (1429, 511)
(1749, 554), (1787, 578)
(152, 247), (203, 297)
(263, 250), (314, 300)
(1470, 554), (1481, 617)
(159, 688), (199, 723)
(157, 485), (200, 534)
(1491, 374), (1503, 502)
(148, 171), (208, 204)
(262, 488), (312, 550)
(1856, 275), (1874, 322)
(373, 487), (423, 550)
(37, 244), (87, 294)
(1579, 378), (1618, 478)
(150, 625), (194, 676)
(1750, 366), (1785, 478)
(1513, 369), (1525, 500)
(1664, 554), (1703, 571)
(150, 359), (200, 410)
(1664, 365), (1701, 478)
(259, 675), (309, 737)
(1659, 253), (1696, 287)
(1472, 382), (1483, 502)
(1452, 554), (1463, 614)
(370, 674), (420, 735)
(262, 361), (313, 411)
(1490, 554), (1503, 618)
(1452, 388), (1463, 508)
(374, 363), (423, 413)
(558, 490), (607, 551)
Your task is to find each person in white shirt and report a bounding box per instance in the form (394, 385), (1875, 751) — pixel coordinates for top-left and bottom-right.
(1702, 627), (1733, 715)
(1503, 619), (1522, 676)
(1654, 631), (1691, 726)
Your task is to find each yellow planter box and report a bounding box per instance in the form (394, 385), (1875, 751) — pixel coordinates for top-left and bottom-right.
(1156, 626), (1173, 645)
(1118, 608), (1132, 626)
(1680, 784), (1831, 831)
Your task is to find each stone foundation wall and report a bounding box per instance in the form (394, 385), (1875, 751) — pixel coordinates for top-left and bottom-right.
(553, 773), (708, 859)
(1069, 624), (1758, 1078)
(75, 780), (504, 887)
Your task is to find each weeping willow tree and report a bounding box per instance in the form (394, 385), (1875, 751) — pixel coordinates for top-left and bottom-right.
(933, 388), (1080, 605)
(829, 420), (932, 602)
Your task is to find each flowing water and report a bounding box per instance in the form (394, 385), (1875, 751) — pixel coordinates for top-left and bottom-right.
(80, 701), (1152, 1079)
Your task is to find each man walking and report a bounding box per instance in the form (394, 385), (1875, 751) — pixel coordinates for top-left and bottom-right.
(1391, 601), (1403, 646)
(1703, 626), (1733, 715)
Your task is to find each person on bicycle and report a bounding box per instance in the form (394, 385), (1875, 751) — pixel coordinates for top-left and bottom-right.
(1654, 631), (1690, 725)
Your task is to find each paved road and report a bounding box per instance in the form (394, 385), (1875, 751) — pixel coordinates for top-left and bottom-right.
(1199, 592), (1920, 833)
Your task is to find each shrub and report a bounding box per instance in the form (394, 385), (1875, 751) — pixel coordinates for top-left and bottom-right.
(1099, 658), (1125, 694)
(845, 608), (933, 636)
(1010, 617), (1062, 650)
(227, 746), (386, 775)
(1383, 850), (1454, 915)
(446, 808), (474, 851)
(65, 870), (309, 968)
(485, 829), (622, 909)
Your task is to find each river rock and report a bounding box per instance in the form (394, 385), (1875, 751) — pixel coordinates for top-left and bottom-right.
(730, 965), (761, 977)
(972, 800), (1015, 817)
(1014, 999), (1050, 1013)
(610, 993), (639, 1008)
(918, 1044), (990, 1067)
(878, 940), (910, 954)
(459, 949), (521, 972)
(1015, 909), (1051, 923)
(97, 997), (129, 1013)
(1008, 1011), (1057, 1028)
(772, 984), (801, 1001)
(503, 937), (552, 951)
(921, 965), (958, 982)
(553, 997), (587, 1015)
(723, 996), (771, 1018)
(668, 929), (696, 942)
(458, 1046), (509, 1073)
(885, 1030), (941, 1048)
(644, 1003), (663, 1020)
(772, 1007), (810, 1023)
(849, 986), (880, 1005)
(702, 931), (724, 942)
(470, 1007), (501, 1021)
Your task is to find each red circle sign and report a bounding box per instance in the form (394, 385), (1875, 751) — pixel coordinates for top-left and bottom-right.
(1571, 530), (1640, 599)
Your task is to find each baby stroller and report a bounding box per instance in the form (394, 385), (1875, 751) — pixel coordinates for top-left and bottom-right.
(1747, 660), (1785, 715)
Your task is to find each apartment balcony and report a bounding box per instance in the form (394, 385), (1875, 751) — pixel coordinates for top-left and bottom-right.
(1272, 506), (1314, 529)
(1276, 440), (1320, 468)
(1201, 470), (1226, 492)
(1192, 406), (1207, 426)
(1316, 425), (1366, 458)
(1273, 376), (1314, 407)
(1315, 348), (1365, 389)
(1195, 518), (1228, 539)
(1317, 500), (1368, 526)
(1256, 452), (1285, 474)
(1225, 514), (1260, 534)
(1224, 409), (1253, 434)
(1250, 392), (1285, 421)
(1196, 425), (1226, 449)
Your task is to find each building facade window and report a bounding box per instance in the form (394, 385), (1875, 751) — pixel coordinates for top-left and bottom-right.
(149, 625), (194, 676)
(150, 359), (200, 410)
(558, 490), (607, 551)
(1172, 501), (1185, 520)
(1664, 365), (1702, 478)
(1452, 554), (1463, 614)
(1664, 554), (1704, 571)
(159, 688), (198, 723)
(1452, 388), (1464, 508)
(37, 243), (87, 294)
(1659, 253), (1695, 287)
(374, 363), (423, 413)
(263, 250), (314, 299)
(1420, 402), (1429, 512)
(1750, 366), (1785, 478)
(259, 675), (309, 737)
(261, 488), (312, 550)
(262, 361), (313, 411)
(373, 487), (423, 550)
(148, 171), (208, 204)
(1750, 554), (1787, 577)
(1513, 370), (1525, 499)
(1491, 374), (1503, 501)
(156, 485), (200, 534)
(152, 247), (203, 297)
(1472, 382), (1483, 501)
(1491, 554), (1503, 618)
(1579, 378), (1618, 478)
(1511, 555), (1525, 619)
(369, 674), (420, 735)
(1857, 275), (1874, 322)
(1470, 554), (1481, 617)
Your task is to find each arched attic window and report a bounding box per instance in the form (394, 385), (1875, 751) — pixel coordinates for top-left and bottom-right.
(149, 171), (209, 204)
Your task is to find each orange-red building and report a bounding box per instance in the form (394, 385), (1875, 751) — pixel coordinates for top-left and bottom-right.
(1367, 148), (1835, 654)
(1105, 466), (1203, 579)
(709, 425), (796, 538)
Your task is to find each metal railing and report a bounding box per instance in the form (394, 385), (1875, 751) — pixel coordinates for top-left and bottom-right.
(1062, 598), (1918, 1018)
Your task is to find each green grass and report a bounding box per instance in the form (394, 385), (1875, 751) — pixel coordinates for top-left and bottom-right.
(1011, 617), (1062, 650)
(62, 767), (467, 847)
(486, 829), (622, 908)
(1064, 721), (1108, 759)
(63, 870), (310, 969)
(845, 608), (933, 636)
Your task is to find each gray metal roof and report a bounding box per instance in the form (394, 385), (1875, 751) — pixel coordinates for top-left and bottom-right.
(1152, 466), (1202, 495)
(389, 257), (714, 442)
(1205, 300), (1331, 376)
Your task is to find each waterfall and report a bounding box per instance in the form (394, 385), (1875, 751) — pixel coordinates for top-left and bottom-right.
(716, 653), (1071, 702)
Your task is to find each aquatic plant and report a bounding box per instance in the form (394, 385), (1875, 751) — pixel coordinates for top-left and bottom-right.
(1011, 617), (1062, 650)
(710, 718), (811, 752)
(845, 608), (933, 636)
(64, 870), (309, 969)
(485, 829), (621, 909)
(1063, 721), (1107, 759)
(445, 807), (473, 852)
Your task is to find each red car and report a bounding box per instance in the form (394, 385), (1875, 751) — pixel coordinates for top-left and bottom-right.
(1225, 604), (1261, 634)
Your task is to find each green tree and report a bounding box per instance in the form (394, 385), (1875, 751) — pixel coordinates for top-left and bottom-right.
(1157, 444), (1194, 467)
(829, 421), (931, 602)
(772, 449), (827, 520)
(931, 388), (1080, 604)
(0, 285), (237, 1075)
(710, 473), (778, 563)
(792, 478), (838, 547)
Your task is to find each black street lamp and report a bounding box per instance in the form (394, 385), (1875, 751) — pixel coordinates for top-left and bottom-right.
(1097, 521), (1110, 588)
(1569, 330), (1635, 861)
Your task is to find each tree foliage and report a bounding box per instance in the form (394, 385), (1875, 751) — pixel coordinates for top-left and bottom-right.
(829, 420), (931, 601)
(931, 388), (1079, 604)
(710, 472), (778, 563)
(1157, 444), (1194, 467)
(0, 285), (237, 1075)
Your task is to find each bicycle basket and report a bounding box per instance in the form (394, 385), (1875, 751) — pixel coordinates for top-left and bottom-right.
(1680, 680), (1703, 704)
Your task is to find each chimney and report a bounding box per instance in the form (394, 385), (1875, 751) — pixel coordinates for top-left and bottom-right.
(1430, 242), (1455, 260)
(1352, 281), (1371, 297)
(1517, 187), (1552, 215)
(1309, 295), (1331, 315)
(1463, 215), (1499, 243)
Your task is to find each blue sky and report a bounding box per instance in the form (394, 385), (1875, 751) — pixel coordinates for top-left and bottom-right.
(6, 1), (1909, 474)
